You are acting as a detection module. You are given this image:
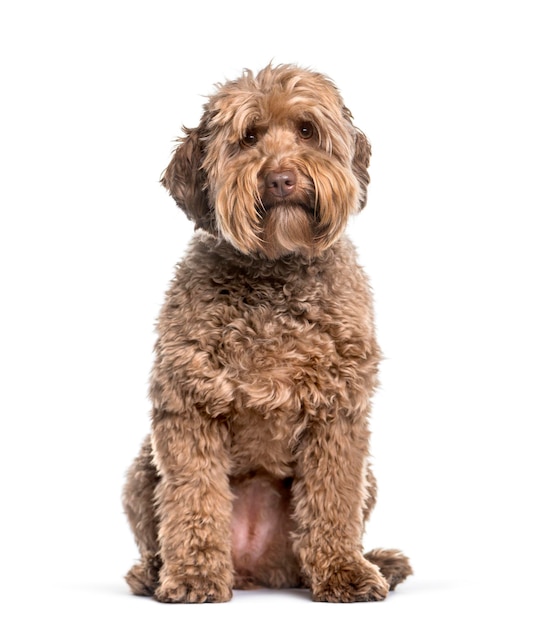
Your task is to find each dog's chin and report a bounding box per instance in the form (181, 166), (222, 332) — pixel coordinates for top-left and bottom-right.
(259, 204), (318, 260)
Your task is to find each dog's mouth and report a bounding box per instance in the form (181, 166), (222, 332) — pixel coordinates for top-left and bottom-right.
(252, 174), (326, 258)
(258, 200), (319, 221)
(258, 181), (320, 220)
(255, 202), (321, 260)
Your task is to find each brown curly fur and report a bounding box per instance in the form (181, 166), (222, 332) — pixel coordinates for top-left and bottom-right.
(122, 63), (412, 603)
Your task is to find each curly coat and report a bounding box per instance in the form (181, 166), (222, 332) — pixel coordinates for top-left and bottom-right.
(123, 64), (412, 603)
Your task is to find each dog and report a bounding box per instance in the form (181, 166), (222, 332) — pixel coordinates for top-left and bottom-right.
(122, 63), (412, 603)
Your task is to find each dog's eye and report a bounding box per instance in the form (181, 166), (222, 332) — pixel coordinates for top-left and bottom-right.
(242, 129), (258, 147)
(298, 122), (314, 140)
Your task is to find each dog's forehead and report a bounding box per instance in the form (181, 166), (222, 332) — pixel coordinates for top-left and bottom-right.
(206, 66), (346, 135)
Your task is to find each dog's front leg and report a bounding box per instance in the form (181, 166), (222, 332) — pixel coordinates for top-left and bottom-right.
(292, 415), (389, 602)
(151, 409), (233, 603)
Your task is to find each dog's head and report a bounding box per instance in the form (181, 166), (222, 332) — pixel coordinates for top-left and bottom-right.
(161, 64), (371, 259)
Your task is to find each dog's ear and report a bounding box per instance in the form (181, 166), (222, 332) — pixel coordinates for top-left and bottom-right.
(160, 116), (215, 232)
(352, 128), (372, 210)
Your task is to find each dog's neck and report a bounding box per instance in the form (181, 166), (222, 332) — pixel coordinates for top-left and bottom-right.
(194, 231), (348, 276)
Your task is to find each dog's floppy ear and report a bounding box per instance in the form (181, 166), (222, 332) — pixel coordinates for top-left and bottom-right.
(160, 115), (215, 232)
(352, 128), (372, 210)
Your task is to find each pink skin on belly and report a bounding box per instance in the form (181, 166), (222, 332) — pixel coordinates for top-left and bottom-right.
(230, 474), (292, 572)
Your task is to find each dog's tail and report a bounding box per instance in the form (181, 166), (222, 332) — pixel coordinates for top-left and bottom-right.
(364, 548), (413, 590)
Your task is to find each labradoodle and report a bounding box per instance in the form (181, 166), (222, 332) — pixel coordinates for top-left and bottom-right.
(123, 63), (412, 603)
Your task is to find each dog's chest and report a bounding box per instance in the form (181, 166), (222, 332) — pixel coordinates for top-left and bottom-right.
(217, 273), (338, 396)
(213, 275), (346, 475)
(158, 240), (375, 475)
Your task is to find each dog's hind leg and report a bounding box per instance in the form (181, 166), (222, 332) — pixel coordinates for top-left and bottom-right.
(362, 463), (378, 524)
(363, 548), (413, 591)
(361, 466), (413, 590)
(122, 435), (161, 596)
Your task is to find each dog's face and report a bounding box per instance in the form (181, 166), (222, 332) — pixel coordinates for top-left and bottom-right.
(162, 64), (371, 259)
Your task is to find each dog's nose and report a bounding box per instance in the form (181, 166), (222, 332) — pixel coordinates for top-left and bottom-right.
(265, 170), (296, 198)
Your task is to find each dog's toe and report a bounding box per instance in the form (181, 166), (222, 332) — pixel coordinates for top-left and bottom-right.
(311, 558), (389, 603)
(154, 575), (232, 604)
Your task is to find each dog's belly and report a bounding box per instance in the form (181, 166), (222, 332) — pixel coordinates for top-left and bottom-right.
(230, 472), (299, 588)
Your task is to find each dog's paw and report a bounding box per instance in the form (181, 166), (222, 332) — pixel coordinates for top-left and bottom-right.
(125, 554), (162, 597)
(311, 558), (389, 603)
(154, 575), (232, 604)
(125, 562), (156, 596)
(364, 548), (413, 591)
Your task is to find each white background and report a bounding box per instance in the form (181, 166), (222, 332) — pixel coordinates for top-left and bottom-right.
(1, 1), (534, 624)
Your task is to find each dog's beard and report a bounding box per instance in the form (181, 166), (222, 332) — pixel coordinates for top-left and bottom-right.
(260, 204), (317, 259)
